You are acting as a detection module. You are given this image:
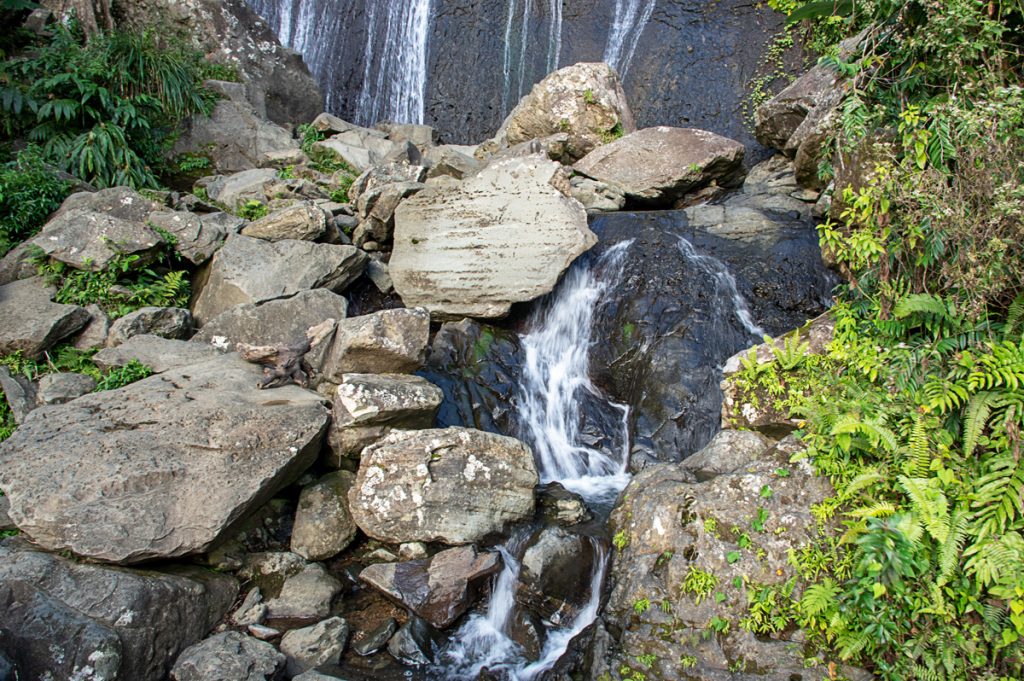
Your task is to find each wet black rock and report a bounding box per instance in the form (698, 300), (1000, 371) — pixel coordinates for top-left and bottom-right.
(387, 615), (446, 666)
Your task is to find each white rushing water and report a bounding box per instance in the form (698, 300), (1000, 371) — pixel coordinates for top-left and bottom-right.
(501, 0), (564, 115)
(355, 0), (433, 125)
(677, 237), (765, 338)
(434, 242), (633, 679)
(603, 0), (656, 78)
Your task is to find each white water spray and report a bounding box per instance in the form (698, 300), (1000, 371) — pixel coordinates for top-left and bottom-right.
(677, 237), (765, 338)
(603, 0), (656, 78)
(501, 0), (564, 115)
(356, 0), (433, 125)
(435, 242), (634, 679)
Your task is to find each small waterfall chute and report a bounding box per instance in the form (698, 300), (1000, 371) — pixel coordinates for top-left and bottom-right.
(676, 236), (765, 338)
(434, 242), (634, 679)
(603, 0), (656, 78)
(501, 0), (565, 116)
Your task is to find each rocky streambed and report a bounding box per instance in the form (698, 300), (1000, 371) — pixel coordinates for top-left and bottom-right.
(0, 20), (852, 678)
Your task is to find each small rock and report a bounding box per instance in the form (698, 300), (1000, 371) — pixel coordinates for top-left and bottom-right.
(231, 588), (266, 627)
(365, 255), (393, 294)
(320, 308), (429, 382)
(206, 169), (279, 210)
(327, 373), (443, 465)
(364, 548), (398, 563)
(279, 616), (350, 676)
(0, 367), (36, 423)
(352, 618), (397, 656)
(241, 202), (327, 242)
(681, 429), (775, 481)
(35, 372), (95, 406)
(107, 306), (193, 347)
(264, 563), (342, 622)
(290, 471), (358, 561)
(247, 624), (281, 641)
(72, 304), (111, 350)
(399, 542), (428, 561)
(361, 545), (501, 629)
(568, 176), (626, 212)
(387, 616), (445, 666)
(537, 482), (591, 526)
(170, 631), (286, 681)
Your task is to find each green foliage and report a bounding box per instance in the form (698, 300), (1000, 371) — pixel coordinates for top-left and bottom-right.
(33, 245), (190, 319)
(633, 598), (651, 615)
(237, 200), (268, 221)
(0, 25), (217, 189)
(95, 360), (152, 391)
(174, 152), (211, 173)
(681, 566), (719, 604)
(613, 530), (630, 551)
(0, 147), (69, 255)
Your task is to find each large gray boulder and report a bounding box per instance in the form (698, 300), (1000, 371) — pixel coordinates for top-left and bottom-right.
(191, 235), (366, 325)
(0, 278), (89, 359)
(264, 563), (342, 621)
(359, 545), (501, 629)
(0, 540), (237, 681)
(0, 355), (330, 563)
(348, 427), (538, 545)
(171, 631), (286, 681)
(327, 373), (443, 465)
(312, 124), (399, 173)
(148, 210), (244, 266)
(173, 81), (301, 175)
(193, 289), (348, 348)
(496, 62), (636, 162)
(319, 308), (430, 382)
(279, 616), (349, 676)
(599, 434), (840, 681)
(290, 471), (358, 561)
(31, 188), (165, 271)
(391, 156), (596, 319)
(93, 335), (226, 374)
(574, 126), (746, 207)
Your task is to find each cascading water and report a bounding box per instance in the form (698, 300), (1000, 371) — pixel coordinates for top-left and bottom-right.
(246, 0), (346, 111)
(501, 0), (564, 115)
(603, 0), (657, 78)
(434, 242), (634, 679)
(677, 236), (765, 338)
(356, 0), (433, 125)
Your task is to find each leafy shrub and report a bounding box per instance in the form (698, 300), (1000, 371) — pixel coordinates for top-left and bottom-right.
(0, 147), (69, 255)
(237, 200), (268, 221)
(0, 24), (216, 188)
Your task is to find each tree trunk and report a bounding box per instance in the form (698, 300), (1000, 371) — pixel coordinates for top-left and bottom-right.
(42, 0), (113, 37)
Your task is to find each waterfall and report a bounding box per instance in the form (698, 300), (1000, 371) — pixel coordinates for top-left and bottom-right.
(356, 0), (433, 125)
(603, 0), (656, 78)
(434, 242), (633, 679)
(676, 237), (765, 338)
(501, 0), (564, 115)
(246, 0), (347, 112)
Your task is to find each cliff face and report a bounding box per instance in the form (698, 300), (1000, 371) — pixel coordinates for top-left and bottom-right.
(65, 0), (325, 127)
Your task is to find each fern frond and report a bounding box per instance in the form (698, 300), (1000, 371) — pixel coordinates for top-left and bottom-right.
(899, 475), (950, 543)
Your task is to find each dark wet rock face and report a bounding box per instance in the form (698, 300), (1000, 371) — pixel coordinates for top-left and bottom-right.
(246, 0), (797, 157)
(588, 205), (834, 464)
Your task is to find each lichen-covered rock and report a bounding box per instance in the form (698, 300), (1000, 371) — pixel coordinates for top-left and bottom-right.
(391, 155), (596, 319)
(205, 168), (278, 210)
(290, 471), (358, 561)
(327, 373), (443, 465)
(496, 62), (635, 162)
(0, 539), (237, 681)
(574, 127), (745, 207)
(600, 434), (835, 680)
(0, 355), (329, 563)
(349, 427), (538, 544)
(264, 563), (341, 621)
(35, 372), (95, 406)
(359, 545), (501, 629)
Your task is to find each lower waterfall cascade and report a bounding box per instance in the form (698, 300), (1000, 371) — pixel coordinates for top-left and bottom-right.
(431, 242), (634, 679)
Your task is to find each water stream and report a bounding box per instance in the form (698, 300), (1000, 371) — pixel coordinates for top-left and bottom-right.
(677, 236), (765, 338)
(433, 242), (634, 679)
(602, 0), (657, 78)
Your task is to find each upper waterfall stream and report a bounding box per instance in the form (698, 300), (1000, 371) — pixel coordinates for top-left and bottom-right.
(431, 242), (633, 679)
